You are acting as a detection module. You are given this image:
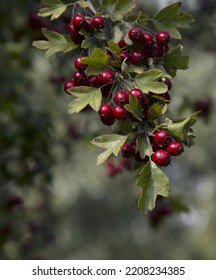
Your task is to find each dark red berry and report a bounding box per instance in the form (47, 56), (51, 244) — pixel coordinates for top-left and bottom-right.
(154, 130), (171, 146)
(105, 160), (121, 177)
(121, 143), (136, 158)
(99, 104), (115, 126)
(113, 105), (127, 120)
(64, 79), (76, 94)
(117, 37), (126, 48)
(70, 33), (84, 44)
(120, 50), (130, 62)
(67, 23), (76, 34)
(141, 32), (154, 46)
(128, 27), (143, 43)
(129, 88), (148, 108)
(129, 51), (144, 65)
(99, 69), (115, 84)
(134, 152), (148, 163)
(101, 84), (112, 98)
(156, 43), (169, 57)
(87, 75), (101, 87)
(114, 91), (129, 105)
(161, 77), (172, 90)
(160, 91), (171, 102)
(84, 17), (94, 31)
(167, 141), (184, 156)
(142, 43), (158, 58)
(72, 14), (86, 30)
(92, 16), (105, 29)
(73, 71), (87, 85)
(156, 31), (170, 45)
(152, 149), (171, 166)
(101, 116), (115, 126)
(74, 56), (88, 71)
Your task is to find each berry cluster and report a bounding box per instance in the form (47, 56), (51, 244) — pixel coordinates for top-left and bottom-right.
(67, 14), (105, 44)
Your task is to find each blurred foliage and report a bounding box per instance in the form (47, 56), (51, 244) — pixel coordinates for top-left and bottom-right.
(0, 0), (216, 260)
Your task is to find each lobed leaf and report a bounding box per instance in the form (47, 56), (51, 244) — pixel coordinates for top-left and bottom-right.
(136, 134), (153, 159)
(38, 0), (67, 20)
(109, 0), (136, 21)
(136, 161), (170, 214)
(91, 134), (128, 165)
(67, 86), (102, 113)
(134, 69), (168, 94)
(124, 95), (143, 122)
(32, 28), (78, 57)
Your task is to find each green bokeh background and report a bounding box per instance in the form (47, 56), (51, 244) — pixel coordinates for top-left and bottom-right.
(0, 0), (216, 259)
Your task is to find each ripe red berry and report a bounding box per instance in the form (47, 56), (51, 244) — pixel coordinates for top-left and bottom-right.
(92, 16), (105, 29)
(87, 75), (101, 87)
(117, 37), (126, 48)
(99, 104), (115, 126)
(113, 105), (127, 120)
(99, 69), (115, 84)
(114, 91), (129, 105)
(121, 143), (136, 158)
(154, 130), (171, 146)
(64, 79), (76, 94)
(141, 32), (154, 46)
(101, 84), (112, 98)
(156, 31), (170, 45)
(84, 17), (94, 32)
(74, 56), (88, 71)
(73, 71), (87, 85)
(67, 23), (76, 34)
(128, 27), (143, 43)
(129, 88), (148, 108)
(167, 141), (184, 156)
(70, 32), (84, 44)
(129, 51), (144, 65)
(72, 14), (86, 30)
(120, 50), (130, 62)
(156, 44), (169, 57)
(152, 149), (171, 166)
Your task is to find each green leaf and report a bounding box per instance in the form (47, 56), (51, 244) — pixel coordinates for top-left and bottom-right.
(38, 0), (67, 20)
(160, 112), (199, 146)
(136, 134), (153, 159)
(110, 0), (136, 21)
(134, 69), (168, 94)
(99, 0), (115, 6)
(136, 161), (170, 214)
(67, 86), (102, 113)
(124, 95), (143, 122)
(81, 48), (109, 75)
(148, 103), (166, 122)
(92, 30), (106, 40)
(163, 45), (189, 77)
(91, 134), (128, 165)
(78, 0), (91, 9)
(153, 2), (194, 39)
(107, 41), (121, 57)
(32, 28), (78, 57)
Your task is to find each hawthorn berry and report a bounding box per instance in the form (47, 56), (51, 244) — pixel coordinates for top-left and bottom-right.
(72, 14), (86, 29)
(121, 143), (135, 158)
(152, 149), (171, 166)
(128, 27), (143, 43)
(67, 23), (76, 34)
(87, 75), (101, 87)
(99, 104), (115, 126)
(129, 51), (145, 65)
(161, 77), (173, 90)
(117, 37), (126, 48)
(141, 32), (154, 46)
(92, 16), (105, 29)
(70, 32), (84, 44)
(114, 90), (129, 105)
(99, 69), (115, 84)
(154, 130), (171, 146)
(101, 84), (112, 98)
(129, 88), (148, 108)
(64, 79), (76, 93)
(156, 31), (170, 45)
(156, 44), (169, 57)
(73, 71), (87, 85)
(167, 141), (184, 156)
(120, 50), (130, 62)
(74, 56), (88, 71)
(84, 17), (94, 31)
(113, 105), (127, 120)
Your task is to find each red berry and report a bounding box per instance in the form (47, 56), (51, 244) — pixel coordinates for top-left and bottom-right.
(120, 50), (130, 62)
(121, 143), (136, 158)
(74, 56), (88, 71)
(156, 44), (169, 57)
(70, 33), (84, 44)
(134, 152), (148, 163)
(141, 32), (154, 46)
(117, 37), (126, 48)
(72, 15), (86, 30)
(99, 104), (115, 126)
(167, 141), (184, 156)
(161, 77), (172, 90)
(73, 71), (87, 85)
(101, 116), (115, 126)
(64, 79), (76, 94)
(152, 149), (171, 166)
(87, 75), (101, 87)
(129, 51), (144, 65)
(67, 23), (76, 34)
(84, 17), (94, 32)
(113, 105), (127, 120)
(114, 91), (129, 105)
(129, 88), (148, 108)
(92, 16), (105, 29)
(99, 69), (115, 84)
(156, 31), (170, 45)
(154, 130), (171, 146)
(128, 27), (143, 43)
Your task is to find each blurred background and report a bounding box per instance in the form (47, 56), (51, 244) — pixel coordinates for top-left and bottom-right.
(0, 0), (215, 260)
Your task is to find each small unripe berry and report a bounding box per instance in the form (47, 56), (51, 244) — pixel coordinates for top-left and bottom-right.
(154, 130), (171, 146)
(152, 149), (171, 166)
(128, 27), (143, 43)
(167, 141), (184, 156)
